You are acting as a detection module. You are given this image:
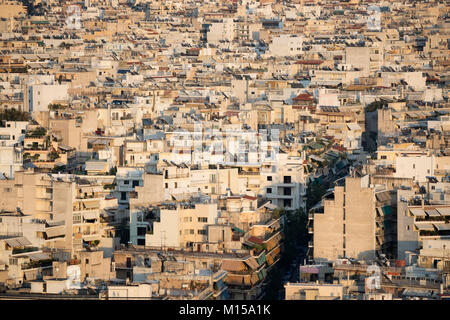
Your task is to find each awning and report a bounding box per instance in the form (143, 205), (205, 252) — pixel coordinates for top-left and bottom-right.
(435, 224), (450, 231)
(222, 260), (246, 272)
(300, 266), (320, 274)
(232, 226), (245, 234)
(244, 257), (259, 270)
(27, 252), (51, 261)
(414, 223), (435, 231)
(4, 237), (32, 248)
(259, 201), (278, 210)
(24, 269), (39, 281)
(425, 209), (440, 217)
(83, 201), (99, 210)
(410, 208), (426, 217)
(45, 226), (65, 238)
(376, 192), (391, 202)
(437, 208), (450, 216)
(247, 236), (264, 245)
(256, 253), (266, 265)
(83, 211), (98, 220)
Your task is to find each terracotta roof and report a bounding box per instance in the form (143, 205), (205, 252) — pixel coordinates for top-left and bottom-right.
(332, 145), (347, 152)
(293, 93), (314, 101)
(295, 60), (324, 65)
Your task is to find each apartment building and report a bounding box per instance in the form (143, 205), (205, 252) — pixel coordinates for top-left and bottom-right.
(310, 175), (397, 262)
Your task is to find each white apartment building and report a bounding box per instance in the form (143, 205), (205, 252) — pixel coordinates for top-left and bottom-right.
(207, 18), (236, 44)
(115, 167), (144, 206)
(145, 202), (218, 249)
(260, 154), (307, 211)
(27, 84), (69, 113)
(268, 35), (303, 57)
(394, 154), (435, 183)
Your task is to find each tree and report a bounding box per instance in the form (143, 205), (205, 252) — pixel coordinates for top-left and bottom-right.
(0, 108), (30, 121)
(48, 151), (60, 161)
(365, 100), (385, 113)
(263, 208), (308, 300)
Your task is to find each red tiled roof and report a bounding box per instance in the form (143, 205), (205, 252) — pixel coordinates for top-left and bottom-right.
(295, 60), (323, 65)
(293, 93), (314, 101)
(332, 145), (347, 152)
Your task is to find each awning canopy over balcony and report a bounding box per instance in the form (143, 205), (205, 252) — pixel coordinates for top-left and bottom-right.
(435, 224), (450, 231)
(5, 237), (32, 248)
(414, 223), (434, 231)
(410, 208), (426, 217)
(45, 226), (65, 238)
(222, 260), (246, 272)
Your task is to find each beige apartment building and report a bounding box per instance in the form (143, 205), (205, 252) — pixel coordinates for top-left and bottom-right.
(285, 282), (346, 300)
(310, 175), (391, 262)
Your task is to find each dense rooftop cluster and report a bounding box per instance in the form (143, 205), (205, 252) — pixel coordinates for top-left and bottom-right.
(0, 0), (449, 301)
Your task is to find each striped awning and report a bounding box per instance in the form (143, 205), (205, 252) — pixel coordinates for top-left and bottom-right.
(45, 226), (65, 238)
(437, 208), (450, 216)
(222, 260), (246, 272)
(376, 192), (391, 202)
(83, 210), (98, 220)
(83, 201), (98, 210)
(435, 224), (450, 231)
(410, 208), (426, 217)
(4, 237), (32, 248)
(425, 209), (440, 217)
(27, 252), (51, 261)
(414, 223), (434, 231)
(244, 257), (259, 270)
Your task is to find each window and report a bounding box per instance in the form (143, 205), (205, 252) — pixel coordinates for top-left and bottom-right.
(175, 182), (178, 188)
(132, 180), (139, 187)
(73, 215), (81, 224)
(283, 199), (292, 207)
(137, 227), (147, 236)
(413, 164), (415, 169)
(283, 176), (291, 184)
(198, 217), (208, 223)
(165, 183), (168, 189)
(267, 187), (272, 194)
(85, 259), (89, 264)
(381, 155), (387, 159)
(267, 176), (272, 181)
(198, 229), (207, 235)
(190, 229), (194, 235)
(124, 180), (129, 185)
